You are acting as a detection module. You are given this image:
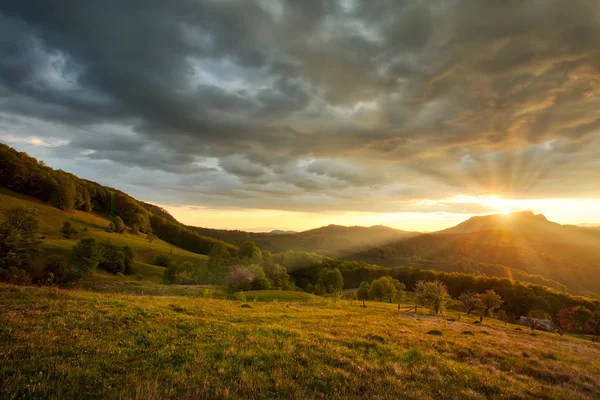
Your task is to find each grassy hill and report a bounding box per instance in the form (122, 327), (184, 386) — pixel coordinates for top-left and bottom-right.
(350, 212), (600, 296)
(2, 283), (599, 399)
(0, 188), (207, 282)
(190, 224), (419, 257)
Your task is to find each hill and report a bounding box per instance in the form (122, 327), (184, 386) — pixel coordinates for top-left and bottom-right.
(189, 224), (418, 257)
(2, 283), (600, 399)
(0, 143), (237, 258)
(0, 187), (207, 282)
(351, 212), (600, 296)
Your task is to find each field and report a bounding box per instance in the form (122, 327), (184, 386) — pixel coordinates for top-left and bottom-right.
(1, 283), (599, 400)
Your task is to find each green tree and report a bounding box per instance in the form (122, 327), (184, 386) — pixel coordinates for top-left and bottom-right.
(60, 221), (78, 238)
(250, 265), (270, 290)
(239, 240), (262, 264)
(70, 238), (101, 277)
(122, 246), (134, 274)
(0, 207), (40, 276)
(368, 276), (403, 303)
(207, 243), (232, 283)
(98, 243), (126, 274)
(458, 291), (482, 315)
(270, 264), (290, 289)
(112, 216), (125, 233)
(319, 268), (344, 293)
(357, 281), (370, 300)
(586, 311), (600, 339)
(415, 280), (449, 314)
(42, 255), (77, 285)
(50, 174), (76, 210)
(481, 289), (503, 317)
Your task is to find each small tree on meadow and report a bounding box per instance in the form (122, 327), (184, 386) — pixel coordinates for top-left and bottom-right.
(112, 216), (125, 233)
(458, 291), (482, 315)
(480, 289), (503, 317)
(60, 221), (78, 238)
(586, 311), (600, 340)
(146, 233), (156, 249)
(70, 237), (101, 277)
(357, 281), (370, 300)
(0, 207), (40, 276)
(415, 280), (449, 314)
(368, 276), (404, 303)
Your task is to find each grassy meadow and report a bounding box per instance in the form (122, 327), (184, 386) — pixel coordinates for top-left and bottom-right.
(1, 283), (599, 400)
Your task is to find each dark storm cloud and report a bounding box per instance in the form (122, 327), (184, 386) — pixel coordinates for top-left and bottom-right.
(1, 0), (600, 211)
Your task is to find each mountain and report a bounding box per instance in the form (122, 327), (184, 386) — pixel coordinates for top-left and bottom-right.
(267, 230), (298, 235)
(189, 224), (419, 257)
(350, 212), (600, 295)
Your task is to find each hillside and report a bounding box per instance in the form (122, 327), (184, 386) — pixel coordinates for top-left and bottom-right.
(190, 224), (418, 257)
(0, 187), (207, 282)
(3, 283), (600, 399)
(351, 213), (600, 296)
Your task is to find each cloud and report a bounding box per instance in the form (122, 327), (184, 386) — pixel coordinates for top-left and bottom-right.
(1, 0), (600, 214)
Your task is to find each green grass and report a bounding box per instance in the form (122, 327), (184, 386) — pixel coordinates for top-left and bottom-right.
(1, 284), (599, 399)
(0, 188), (207, 279)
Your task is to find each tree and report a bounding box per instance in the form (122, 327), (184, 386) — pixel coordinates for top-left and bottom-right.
(586, 311), (600, 339)
(228, 265), (255, 291)
(357, 281), (370, 300)
(43, 255), (78, 285)
(70, 238), (101, 277)
(98, 243), (126, 274)
(458, 291), (482, 315)
(60, 221), (78, 239)
(368, 276), (403, 303)
(112, 216), (125, 233)
(270, 264), (291, 289)
(319, 268), (344, 294)
(122, 246), (134, 274)
(239, 240), (262, 264)
(249, 265), (270, 290)
(0, 207), (41, 278)
(163, 261), (199, 284)
(558, 306), (593, 333)
(481, 289), (503, 317)
(415, 280), (449, 314)
(207, 243), (232, 283)
(50, 174), (76, 210)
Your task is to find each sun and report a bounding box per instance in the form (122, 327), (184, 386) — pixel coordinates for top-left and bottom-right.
(503, 209), (511, 215)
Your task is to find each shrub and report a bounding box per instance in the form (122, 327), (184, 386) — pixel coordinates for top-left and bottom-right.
(98, 243), (126, 274)
(43, 255), (78, 285)
(70, 238), (101, 277)
(60, 221), (78, 239)
(228, 265), (255, 292)
(111, 216), (125, 233)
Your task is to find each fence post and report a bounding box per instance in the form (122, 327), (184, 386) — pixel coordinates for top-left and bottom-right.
(362, 300), (366, 308)
(414, 305), (417, 313)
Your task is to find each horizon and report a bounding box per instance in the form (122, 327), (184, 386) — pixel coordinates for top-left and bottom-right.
(2, 0), (600, 232)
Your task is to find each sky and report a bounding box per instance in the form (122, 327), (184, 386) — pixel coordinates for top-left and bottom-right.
(1, 0), (599, 232)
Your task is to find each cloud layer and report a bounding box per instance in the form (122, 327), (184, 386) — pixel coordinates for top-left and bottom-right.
(1, 0), (599, 216)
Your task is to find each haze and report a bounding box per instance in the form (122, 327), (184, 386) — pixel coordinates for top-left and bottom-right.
(1, 0), (599, 231)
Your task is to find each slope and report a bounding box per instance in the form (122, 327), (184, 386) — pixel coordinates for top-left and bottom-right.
(0, 188), (207, 281)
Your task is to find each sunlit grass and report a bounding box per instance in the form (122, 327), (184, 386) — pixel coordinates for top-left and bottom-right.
(1, 283), (599, 399)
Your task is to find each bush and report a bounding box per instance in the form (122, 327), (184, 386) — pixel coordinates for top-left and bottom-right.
(3, 266), (32, 285)
(155, 254), (172, 267)
(163, 261), (201, 284)
(70, 238), (101, 277)
(98, 243), (126, 274)
(43, 255), (78, 285)
(60, 221), (78, 239)
(111, 216), (125, 233)
(228, 265), (255, 292)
